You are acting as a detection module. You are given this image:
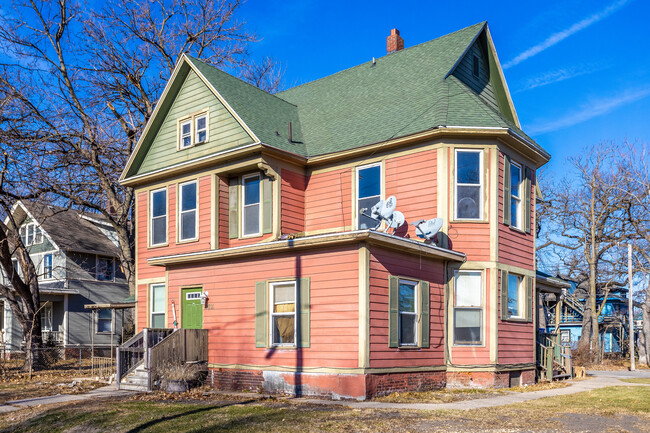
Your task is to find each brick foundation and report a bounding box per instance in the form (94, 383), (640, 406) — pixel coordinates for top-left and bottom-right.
(446, 369), (535, 389)
(207, 368), (447, 400)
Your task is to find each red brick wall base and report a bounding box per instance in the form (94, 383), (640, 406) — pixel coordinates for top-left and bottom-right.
(207, 368), (446, 400)
(446, 369), (535, 389)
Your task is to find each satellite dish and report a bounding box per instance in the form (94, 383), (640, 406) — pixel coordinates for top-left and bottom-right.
(387, 210), (405, 229)
(360, 196), (405, 233)
(411, 218), (443, 241)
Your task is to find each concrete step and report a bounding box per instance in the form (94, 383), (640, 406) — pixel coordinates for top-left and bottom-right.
(119, 383), (148, 391)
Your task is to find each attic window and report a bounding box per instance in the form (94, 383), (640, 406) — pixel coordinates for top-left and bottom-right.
(20, 223), (43, 246)
(178, 111), (209, 150)
(472, 55), (479, 77)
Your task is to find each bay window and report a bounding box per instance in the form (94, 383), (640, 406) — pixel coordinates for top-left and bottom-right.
(455, 150), (483, 220)
(454, 270), (483, 345)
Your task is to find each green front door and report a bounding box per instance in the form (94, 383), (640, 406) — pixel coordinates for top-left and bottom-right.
(182, 288), (203, 329)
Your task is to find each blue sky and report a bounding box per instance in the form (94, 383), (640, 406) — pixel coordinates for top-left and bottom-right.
(238, 0), (649, 172)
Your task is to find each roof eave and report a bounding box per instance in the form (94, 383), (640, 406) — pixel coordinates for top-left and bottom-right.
(147, 230), (465, 267)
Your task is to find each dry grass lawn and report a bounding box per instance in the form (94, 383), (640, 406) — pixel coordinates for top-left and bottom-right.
(1, 385), (649, 432)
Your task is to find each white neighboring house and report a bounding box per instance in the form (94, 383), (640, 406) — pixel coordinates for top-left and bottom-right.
(0, 201), (130, 352)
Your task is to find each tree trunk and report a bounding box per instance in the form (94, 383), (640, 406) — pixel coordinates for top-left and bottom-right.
(641, 291), (650, 367)
(22, 309), (43, 372)
(589, 261), (601, 363)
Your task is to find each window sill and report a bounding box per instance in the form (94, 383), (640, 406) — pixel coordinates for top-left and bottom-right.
(177, 238), (199, 245)
(148, 243), (169, 249)
(268, 345), (298, 350)
(453, 343), (485, 347)
(503, 317), (530, 323)
(397, 345), (421, 350)
(450, 219), (489, 224)
(507, 225), (527, 235)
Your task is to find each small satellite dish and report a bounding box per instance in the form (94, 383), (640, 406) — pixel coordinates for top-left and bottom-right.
(387, 210), (405, 229)
(411, 218), (443, 241)
(360, 196), (405, 233)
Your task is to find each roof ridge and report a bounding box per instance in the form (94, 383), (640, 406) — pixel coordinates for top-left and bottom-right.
(278, 21), (486, 96)
(185, 55), (297, 108)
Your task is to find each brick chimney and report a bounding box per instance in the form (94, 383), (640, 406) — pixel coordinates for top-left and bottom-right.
(387, 29), (404, 54)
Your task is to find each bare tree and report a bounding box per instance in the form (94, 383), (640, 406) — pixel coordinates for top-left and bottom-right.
(617, 141), (650, 366)
(537, 143), (632, 363)
(0, 0), (282, 298)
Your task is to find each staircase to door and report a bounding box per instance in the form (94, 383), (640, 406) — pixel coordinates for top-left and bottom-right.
(116, 328), (208, 391)
(537, 332), (573, 381)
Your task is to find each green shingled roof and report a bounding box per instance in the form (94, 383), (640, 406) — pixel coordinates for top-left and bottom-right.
(125, 22), (545, 180)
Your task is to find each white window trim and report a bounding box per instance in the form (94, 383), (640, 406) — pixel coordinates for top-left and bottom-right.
(96, 309), (114, 334)
(178, 180), (199, 242)
(179, 119), (193, 150)
(510, 160), (523, 230)
(355, 162), (384, 230)
(149, 187), (168, 247)
(507, 273), (525, 319)
(150, 283), (166, 328)
(178, 111), (209, 150)
(20, 223), (43, 246)
(398, 278), (419, 347)
(269, 281), (297, 347)
(195, 114), (208, 144)
(454, 149), (484, 221)
(43, 253), (54, 280)
(453, 269), (484, 346)
(96, 255), (115, 282)
(241, 173), (262, 238)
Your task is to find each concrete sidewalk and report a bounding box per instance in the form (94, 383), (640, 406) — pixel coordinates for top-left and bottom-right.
(0, 383), (136, 414)
(296, 371), (650, 410)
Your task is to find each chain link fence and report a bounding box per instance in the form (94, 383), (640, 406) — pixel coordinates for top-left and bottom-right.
(0, 347), (116, 379)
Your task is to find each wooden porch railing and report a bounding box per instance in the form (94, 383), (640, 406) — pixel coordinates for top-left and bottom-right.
(537, 333), (572, 381)
(116, 328), (207, 390)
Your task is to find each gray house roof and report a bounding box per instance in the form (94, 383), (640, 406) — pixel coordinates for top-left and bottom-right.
(20, 201), (121, 257)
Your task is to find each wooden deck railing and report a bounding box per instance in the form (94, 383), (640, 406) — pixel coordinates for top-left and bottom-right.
(537, 333), (572, 381)
(116, 328), (207, 390)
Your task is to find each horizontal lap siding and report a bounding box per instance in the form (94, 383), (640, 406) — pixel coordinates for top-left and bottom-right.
(368, 246), (445, 369)
(385, 150), (437, 239)
(281, 168), (306, 234)
(497, 271), (534, 364)
(167, 247), (359, 369)
(497, 150), (535, 270)
(305, 168), (352, 232)
(136, 283), (148, 331)
(451, 267), (492, 365)
(447, 222), (491, 261)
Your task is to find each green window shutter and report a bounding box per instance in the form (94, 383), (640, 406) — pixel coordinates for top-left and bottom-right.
(419, 280), (430, 348)
(262, 177), (273, 234)
(255, 281), (267, 348)
(298, 277), (310, 348)
(388, 275), (399, 348)
(526, 276), (534, 322)
(501, 270), (509, 320)
(503, 155), (511, 226)
(228, 178), (239, 239)
(524, 167), (532, 234)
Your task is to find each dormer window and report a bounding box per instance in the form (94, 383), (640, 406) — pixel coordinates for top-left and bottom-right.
(178, 111), (209, 150)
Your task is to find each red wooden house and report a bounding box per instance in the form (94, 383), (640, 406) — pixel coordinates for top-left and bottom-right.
(119, 22), (550, 399)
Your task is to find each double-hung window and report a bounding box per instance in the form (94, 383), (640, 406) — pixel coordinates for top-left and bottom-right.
(507, 273), (524, 318)
(242, 174), (261, 237)
(40, 302), (52, 332)
(510, 161), (522, 229)
(270, 281), (296, 346)
(150, 188), (167, 246)
(180, 120), (192, 149)
(179, 181), (198, 241)
(43, 254), (53, 280)
(97, 309), (112, 333)
(20, 223), (42, 246)
(357, 163), (382, 229)
(96, 256), (114, 281)
(455, 150), (483, 220)
(398, 279), (418, 346)
(454, 270), (483, 345)
(195, 115), (207, 143)
(150, 284), (165, 328)
(178, 112), (209, 149)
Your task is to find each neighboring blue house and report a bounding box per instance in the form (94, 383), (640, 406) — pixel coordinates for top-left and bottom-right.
(537, 271), (630, 354)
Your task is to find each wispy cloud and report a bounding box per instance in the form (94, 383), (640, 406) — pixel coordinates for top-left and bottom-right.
(527, 87), (650, 135)
(514, 63), (609, 93)
(503, 0), (630, 69)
